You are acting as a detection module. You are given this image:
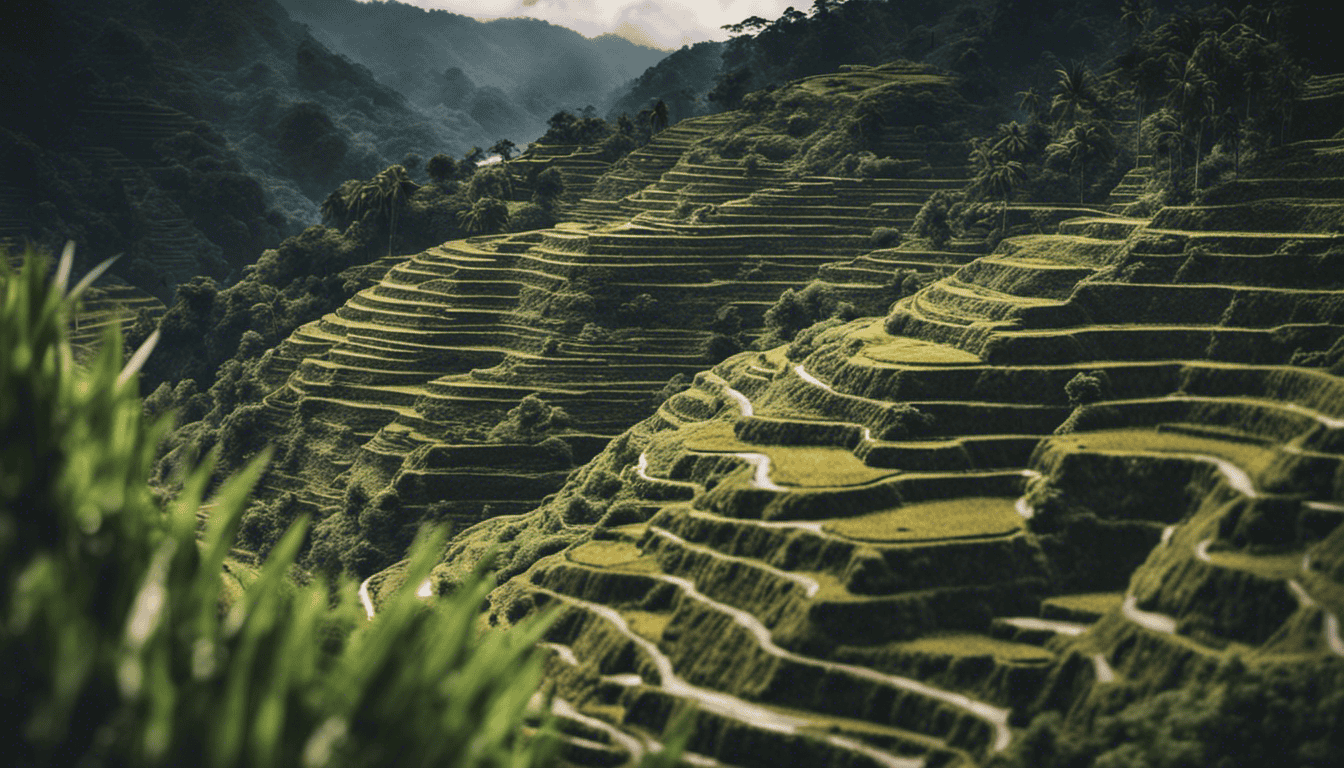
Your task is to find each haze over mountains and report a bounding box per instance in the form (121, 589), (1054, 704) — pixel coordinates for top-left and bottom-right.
(0, 0), (673, 298)
(279, 0), (669, 148)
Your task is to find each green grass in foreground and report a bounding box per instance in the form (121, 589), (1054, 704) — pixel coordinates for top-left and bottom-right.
(0, 244), (625, 768)
(824, 497), (1024, 541)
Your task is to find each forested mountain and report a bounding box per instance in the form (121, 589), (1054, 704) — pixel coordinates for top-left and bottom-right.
(279, 0), (667, 146)
(0, 0), (669, 303)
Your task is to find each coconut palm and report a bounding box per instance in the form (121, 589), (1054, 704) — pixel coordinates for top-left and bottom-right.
(1051, 63), (1100, 127)
(1167, 57), (1215, 189)
(319, 179), (361, 231)
(1016, 88), (1047, 122)
(992, 121), (1030, 158)
(1120, 0), (1153, 36)
(1147, 107), (1186, 177)
(1047, 122), (1113, 204)
(457, 197), (510, 235)
(348, 165), (420, 256)
(975, 154), (1027, 233)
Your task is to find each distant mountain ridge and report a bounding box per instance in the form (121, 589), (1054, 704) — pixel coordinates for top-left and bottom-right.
(278, 0), (667, 147)
(0, 0), (672, 298)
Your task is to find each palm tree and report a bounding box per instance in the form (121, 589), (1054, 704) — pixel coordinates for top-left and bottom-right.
(1047, 122), (1112, 204)
(1147, 107), (1186, 177)
(319, 179), (361, 231)
(457, 197), (510, 235)
(992, 121), (1030, 158)
(1016, 88), (1046, 122)
(349, 165), (420, 256)
(1051, 63), (1099, 127)
(650, 100), (670, 134)
(1167, 57), (1215, 190)
(1120, 0), (1153, 36)
(976, 155), (1027, 233)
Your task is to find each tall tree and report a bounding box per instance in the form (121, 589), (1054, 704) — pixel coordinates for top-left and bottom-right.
(1167, 56), (1215, 190)
(457, 197), (509, 235)
(489, 139), (517, 161)
(1047, 122), (1113, 204)
(992, 121), (1031, 158)
(1120, 0), (1154, 36)
(348, 165), (420, 256)
(1016, 87), (1047, 123)
(426, 153), (459, 184)
(974, 151), (1027, 232)
(1051, 63), (1101, 127)
(650, 100), (670, 133)
(532, 167), (565, 209)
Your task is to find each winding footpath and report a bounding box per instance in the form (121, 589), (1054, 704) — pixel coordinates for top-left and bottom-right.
(648, 526), (821, 598)
(533, 585), (928, 768)
(652, 572), (1014, 753)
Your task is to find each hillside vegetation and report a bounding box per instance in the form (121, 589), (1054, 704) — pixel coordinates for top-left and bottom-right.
(0, 0), (662, 307)
(421, 69), (1344, 766)
(15, 0), (1344, 764)
(189, 62), (990, 578)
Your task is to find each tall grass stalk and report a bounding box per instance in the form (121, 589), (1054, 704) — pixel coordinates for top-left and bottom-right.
(1, 244), (561, 768)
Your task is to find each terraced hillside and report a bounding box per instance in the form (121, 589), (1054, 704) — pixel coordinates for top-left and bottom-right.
(244, 65), (985, 566)
(397, 89), (1344, 767)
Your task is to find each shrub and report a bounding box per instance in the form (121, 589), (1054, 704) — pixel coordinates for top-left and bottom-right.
(786, 317), (845, 361)
(0, 246), (563, 768)
(599, 501), (646, 530)
(689, 204), (717, 223)
(1065, 370), (1111, 407)
(649, 373), (690, 407)
(741, 152), (766, 175)
(426, 153), (458, 183)
(467, 166), (513, 202)
(578, 322), (611, 342)
(703, 332), (743, 360)
(618, 293), (659, 323)
(508, 202), (553, 232)
(913, 190), (955, 247)
(531, 166), (564, 207)
(870, 226), (902, 248)
(752, 135), (801, 160)
(673, 195), (695, 220)
(488, 394), (573, 444)
(759, 281), (850, 348)
(885, 268), (935, 302)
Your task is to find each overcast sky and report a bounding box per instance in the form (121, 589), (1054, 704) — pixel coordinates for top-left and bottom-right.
(386, 0), (801, 50)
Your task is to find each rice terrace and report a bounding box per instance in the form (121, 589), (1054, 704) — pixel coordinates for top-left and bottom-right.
(4, 1), (1344, 767)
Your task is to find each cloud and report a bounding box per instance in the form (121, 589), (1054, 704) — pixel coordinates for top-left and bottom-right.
(401, 0), (800, 49)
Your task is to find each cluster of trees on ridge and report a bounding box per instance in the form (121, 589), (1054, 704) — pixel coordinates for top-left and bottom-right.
(907, 0), (1311, 247)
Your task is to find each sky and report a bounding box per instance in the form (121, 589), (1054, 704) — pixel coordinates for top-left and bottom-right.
(386, 0), (802, 50)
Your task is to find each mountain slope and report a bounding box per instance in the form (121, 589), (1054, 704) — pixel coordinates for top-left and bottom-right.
(390, 74), (1344, 767)
(216, 62), (987, 575)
